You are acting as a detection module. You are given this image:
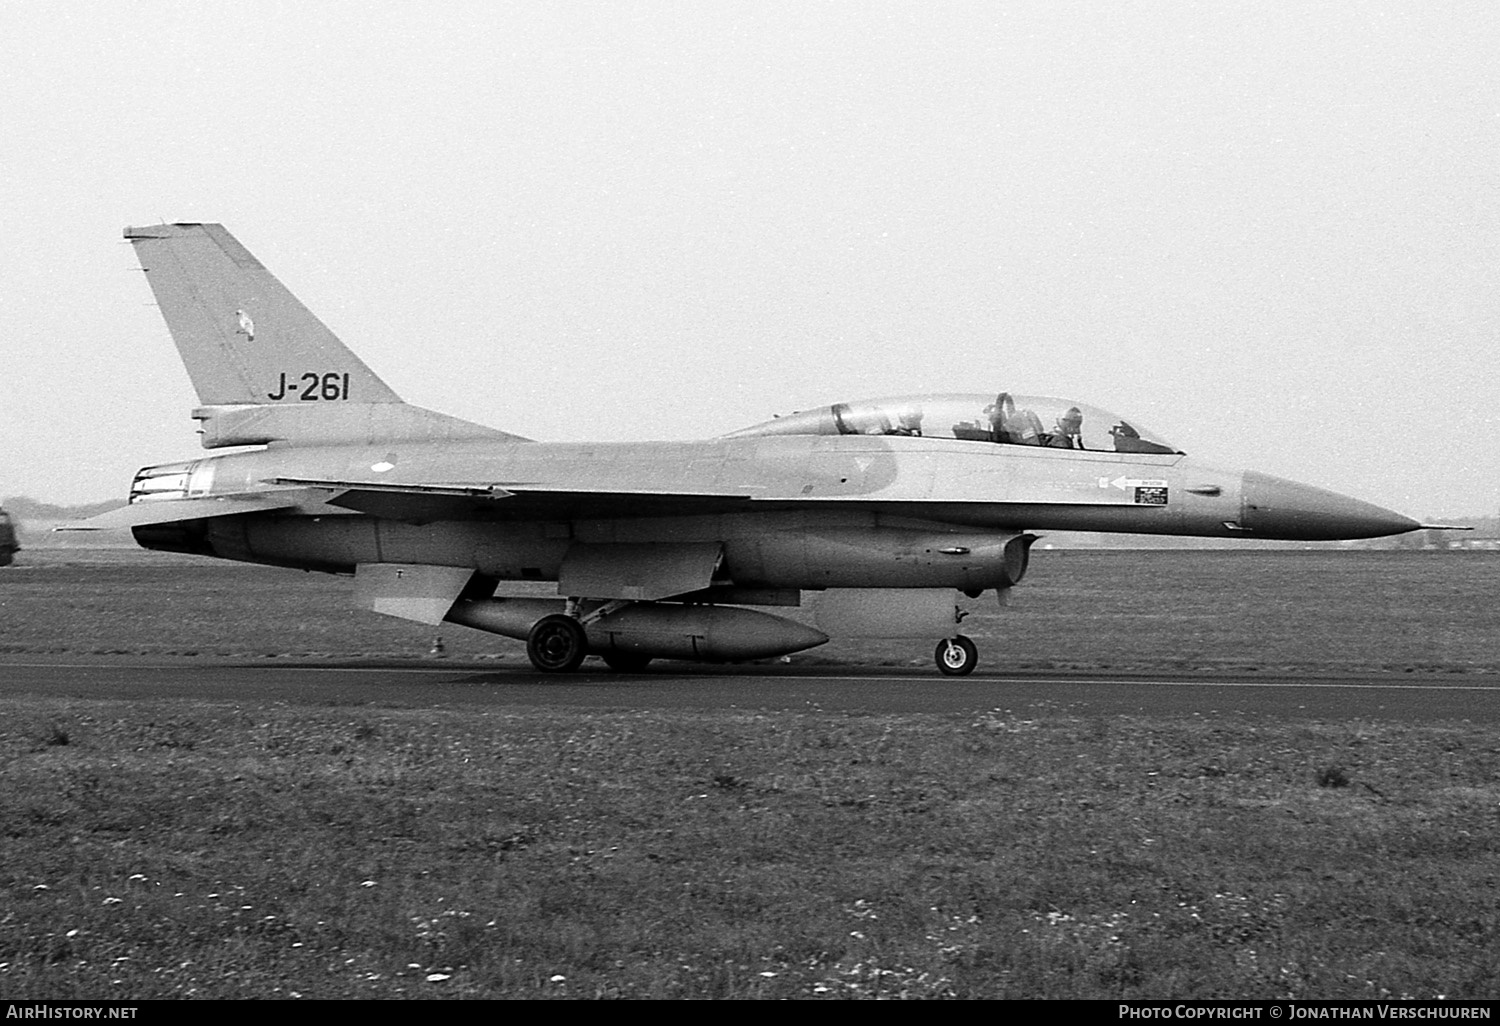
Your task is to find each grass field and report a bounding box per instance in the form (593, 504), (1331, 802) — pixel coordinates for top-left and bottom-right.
(1, 549), (1497, 999)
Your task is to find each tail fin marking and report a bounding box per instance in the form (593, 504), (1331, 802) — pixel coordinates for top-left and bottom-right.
(125, 223), (518, 447)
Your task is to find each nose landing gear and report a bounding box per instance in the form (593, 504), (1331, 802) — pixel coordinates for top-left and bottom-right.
(935, 635), (978, 676)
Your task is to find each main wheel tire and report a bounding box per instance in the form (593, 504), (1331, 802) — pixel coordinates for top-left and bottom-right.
(527, 614), (588, 673)
(935, 635), (978, 676)
(602, 652), (653, 672)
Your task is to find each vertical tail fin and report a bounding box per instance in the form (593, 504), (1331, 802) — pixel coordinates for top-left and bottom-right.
(125, 223), (517, 447)
(125, 222), (401, 406)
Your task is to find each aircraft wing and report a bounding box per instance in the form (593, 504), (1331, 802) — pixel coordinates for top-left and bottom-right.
(267, 476), (1145, 525)
(70, 475), (1151, 532)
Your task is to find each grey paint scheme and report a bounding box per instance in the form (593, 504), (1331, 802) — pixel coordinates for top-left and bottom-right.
(94, 223), (1426, 669)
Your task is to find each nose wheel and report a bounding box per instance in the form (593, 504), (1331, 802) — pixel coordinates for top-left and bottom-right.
(935, 635), (978, 676)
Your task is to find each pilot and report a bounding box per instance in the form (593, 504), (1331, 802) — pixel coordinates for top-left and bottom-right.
(1048, 407), (1084, 449)
(892, 409), (924, 436)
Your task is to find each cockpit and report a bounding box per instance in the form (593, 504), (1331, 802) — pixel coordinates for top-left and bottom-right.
(724, 393), (1179, 454)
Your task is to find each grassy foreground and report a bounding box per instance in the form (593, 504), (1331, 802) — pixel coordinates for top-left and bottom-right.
(4, 550), (1499, 674)
(2, 697), (1497, 999)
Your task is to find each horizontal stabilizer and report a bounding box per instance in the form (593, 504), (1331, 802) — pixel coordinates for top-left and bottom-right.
(56, 490), (324, 530)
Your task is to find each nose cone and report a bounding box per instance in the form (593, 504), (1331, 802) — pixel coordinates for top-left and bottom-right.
(1241, 472), (1421, 540)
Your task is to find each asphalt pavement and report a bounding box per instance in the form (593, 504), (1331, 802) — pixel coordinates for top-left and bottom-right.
(4, 657), (1499, 721)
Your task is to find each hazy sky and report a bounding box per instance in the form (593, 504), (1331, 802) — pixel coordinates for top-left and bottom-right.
(3, 1), (1497, 517)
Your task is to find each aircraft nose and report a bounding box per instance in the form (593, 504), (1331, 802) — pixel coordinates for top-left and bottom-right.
(1240, 471), (1421, 541)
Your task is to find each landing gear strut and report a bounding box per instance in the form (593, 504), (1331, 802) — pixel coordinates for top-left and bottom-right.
(935, 635), (978, 676)
(527, 614), (588, 673)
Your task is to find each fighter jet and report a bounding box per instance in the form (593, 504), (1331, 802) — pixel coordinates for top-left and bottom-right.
(74, 223), (1436, 674)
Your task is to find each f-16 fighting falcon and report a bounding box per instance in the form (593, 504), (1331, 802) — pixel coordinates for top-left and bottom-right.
(73, 224), (1440, 675)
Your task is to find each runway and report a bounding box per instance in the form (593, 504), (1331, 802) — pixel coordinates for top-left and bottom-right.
(4, 656), (1499, 721)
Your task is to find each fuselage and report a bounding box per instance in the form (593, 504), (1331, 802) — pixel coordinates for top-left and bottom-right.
(131, 431), (1417, 592)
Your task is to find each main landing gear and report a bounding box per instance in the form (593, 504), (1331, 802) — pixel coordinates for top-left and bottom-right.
(525, 603), (654, 673)
(935, 635), (978, 676)
(526, 614), (588, 673)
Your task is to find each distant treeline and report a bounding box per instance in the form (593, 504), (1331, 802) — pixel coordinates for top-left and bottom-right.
(2, 496), (123, 521)
(2, 496), (126, 545)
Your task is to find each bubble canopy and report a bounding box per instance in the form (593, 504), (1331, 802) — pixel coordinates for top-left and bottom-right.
(725, 393), (1179, 454)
